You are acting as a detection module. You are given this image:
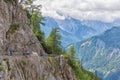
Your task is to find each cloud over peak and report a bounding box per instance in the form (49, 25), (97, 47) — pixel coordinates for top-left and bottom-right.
(35, 0), (120, 22)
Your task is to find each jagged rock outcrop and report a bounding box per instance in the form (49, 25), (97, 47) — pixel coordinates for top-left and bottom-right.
(0, 0), (45, 55)
(0, 55), (76, 80)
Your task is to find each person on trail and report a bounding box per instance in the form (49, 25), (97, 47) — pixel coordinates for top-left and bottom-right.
(26, 50), (31, 55)
(9, 49), (13, 56)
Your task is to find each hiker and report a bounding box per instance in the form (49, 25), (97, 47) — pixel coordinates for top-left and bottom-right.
(23, 49), (31, 55)
(26, 50), (30, 55)
(9, 49), (14, 56)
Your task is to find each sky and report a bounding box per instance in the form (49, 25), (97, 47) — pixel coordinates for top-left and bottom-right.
(35, 0), (120, 22)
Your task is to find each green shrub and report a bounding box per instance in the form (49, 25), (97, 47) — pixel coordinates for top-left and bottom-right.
(0, 62), (4, 72)
(0, 65), (4, 72)
(48, 57), (53, 63)
(65, 45), (101, 80)
(6, 24), (20, 35)
(42, 75), (45, 80)
(3, 58), (11, 71)
(67, 56), (101, 80)
(24, 9), (31, 20)
(21, 60), (27, 66)
(6, 60), (11, 71)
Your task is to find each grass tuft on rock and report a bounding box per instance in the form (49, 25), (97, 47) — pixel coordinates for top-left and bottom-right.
(6, 24), (20, 36)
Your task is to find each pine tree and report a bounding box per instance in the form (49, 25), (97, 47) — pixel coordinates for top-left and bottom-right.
(23, 0), (47, 51)
(67, 45), (101, 80)
(69, 45), (76, 60)
(46, 28), (63, 55)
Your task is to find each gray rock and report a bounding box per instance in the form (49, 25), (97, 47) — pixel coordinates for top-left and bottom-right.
(0, 0), (45, 55)
(0, 1), (77, 80)
(0, 56), (76, 80)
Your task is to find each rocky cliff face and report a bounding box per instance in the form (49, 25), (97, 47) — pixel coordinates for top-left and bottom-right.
(0, 0), (45, 55)
(0, 55), (76, 80)
(0, 0), (77, 80)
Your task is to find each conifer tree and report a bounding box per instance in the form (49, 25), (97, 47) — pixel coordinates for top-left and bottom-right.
(46, 28), (63, 55)
(23, 0), (47, 51)
(69, 45), (76, 60)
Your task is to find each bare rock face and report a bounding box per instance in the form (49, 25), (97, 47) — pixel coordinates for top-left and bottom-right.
(0, 55), (76, 80)
(0, 0), (45, 55)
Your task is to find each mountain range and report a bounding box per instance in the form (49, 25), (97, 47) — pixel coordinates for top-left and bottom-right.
(74, 27), (120, 80)
(41, 17), (120, 47)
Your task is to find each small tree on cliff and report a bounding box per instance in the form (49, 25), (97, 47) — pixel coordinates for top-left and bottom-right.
(46, 28), (63, 55)
(69, 45), (76, 60)
(23, 0), (47, 51)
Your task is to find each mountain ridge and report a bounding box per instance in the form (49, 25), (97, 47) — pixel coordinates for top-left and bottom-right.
(73, 27), (120, 80)
(41, 17), (120, 47)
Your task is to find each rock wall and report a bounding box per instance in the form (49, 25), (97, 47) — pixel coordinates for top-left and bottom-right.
(0, 0), (45, 55)
(0, 1), (77, 80)
(0, 55), (76, 80)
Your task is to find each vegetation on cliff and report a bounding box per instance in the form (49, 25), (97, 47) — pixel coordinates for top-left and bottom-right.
(6, 24), (20, 35)
(46, 28), (63, 55)
(65, 46), (101, 80)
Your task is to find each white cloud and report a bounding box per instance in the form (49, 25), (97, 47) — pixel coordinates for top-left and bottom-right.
(35, 0), (120, 22)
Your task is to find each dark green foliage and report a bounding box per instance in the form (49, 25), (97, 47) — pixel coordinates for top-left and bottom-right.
(24, 0), (48, 54)
(24, 0), (34, 5)
(69, 45), (76, 60)
(3, 58), (11, 71)
(6, 59), (11, 71)
(23, 0), (50, 54)
(0, 66), (4, 72)
(24, 9), (31, 20)
(42, 75), (45, 80)
(46, 28), (63, 55)
(0, 62), (4, 72)
(31, 11), (44, 29)
(65, 46), (101, 80)
(21, 60), (27, 66)
(48, 57), (53, 63)
(30, 10), (48, 52)
(6, 24), (20, 35)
